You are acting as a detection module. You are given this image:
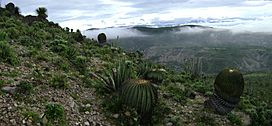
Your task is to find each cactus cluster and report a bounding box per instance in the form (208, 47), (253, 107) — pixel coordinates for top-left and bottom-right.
(122, 79), (158, 114)
(205, 68), (244, 115)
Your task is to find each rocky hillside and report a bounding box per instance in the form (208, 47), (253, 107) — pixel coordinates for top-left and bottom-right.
(1, 3), (271, 126)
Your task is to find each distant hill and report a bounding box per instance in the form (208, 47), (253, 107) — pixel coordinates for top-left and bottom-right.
(85, 25), (272, 74)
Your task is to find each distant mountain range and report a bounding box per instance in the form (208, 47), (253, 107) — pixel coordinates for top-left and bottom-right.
(85, 25), (272, 74)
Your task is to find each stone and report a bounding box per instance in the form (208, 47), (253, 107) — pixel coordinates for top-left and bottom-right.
(85, 111), (90, 115)
(10, 119), (16, 125)
(85, 104), (91, 108)
(1, 86), (17, 94)
(84, 121), (90, 126)
(113, 114), (119, 119)
(166, 122), (173, 126)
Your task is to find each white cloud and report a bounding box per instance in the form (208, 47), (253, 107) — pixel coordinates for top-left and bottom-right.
(2, 0), (272, 32)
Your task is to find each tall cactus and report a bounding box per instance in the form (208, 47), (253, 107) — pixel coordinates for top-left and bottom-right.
(205, 68), (244, 115)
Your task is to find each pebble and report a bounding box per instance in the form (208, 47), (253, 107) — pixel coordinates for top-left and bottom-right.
(85, 111), (90, 115)
(113, 114), (119, 119)
(84, 121), (90, 126)
(75, 122), (80, 126)
(85, 104), (91, 108)
(10, 119), (16, 125)
(166, 122), (173, 126)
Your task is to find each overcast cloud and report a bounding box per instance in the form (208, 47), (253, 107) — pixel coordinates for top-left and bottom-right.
(1, 0), (272, 32)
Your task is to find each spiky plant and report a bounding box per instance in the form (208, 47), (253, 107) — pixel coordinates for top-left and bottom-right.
(121, 79), (158, 124)
(137, 62), (154, 78)
(122, 79), (158, 113)
(214, 68), (244, 102)
(146, 69), (166, 83)
(92, 60), (132, 93)
(205, 68), (245, 115)
(97, 33), (107, 44)
(137, 62), (166, 83)
(36, 7), (48, 19)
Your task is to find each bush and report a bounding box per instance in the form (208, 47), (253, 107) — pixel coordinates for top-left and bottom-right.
(16, 81), (33, 95)
(73, 55), (87, 73)
(50, 38), (68, 53)
(18, 36), (42, 49)
(0, 41), (18, 65)
(0, 31), (8, 41)
(227, 113), (242, 125)
(50, 73), (68, 89)
(44, 103), (66, 125)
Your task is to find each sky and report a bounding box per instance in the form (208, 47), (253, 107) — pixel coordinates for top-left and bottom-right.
(1, 0), (272, 32)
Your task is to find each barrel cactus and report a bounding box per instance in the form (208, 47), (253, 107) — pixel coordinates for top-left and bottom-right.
(97, 33), (107, 45)
(122, 79), (158, 124)
(205, 68), (244, 115)
(122, 79), (157, 113)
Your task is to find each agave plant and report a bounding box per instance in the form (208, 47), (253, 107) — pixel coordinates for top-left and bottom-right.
(92, 60), (132, 93)
(205, 68), (244, 115)
(137, 62), (166, 83)
(137, 62), (154, 78)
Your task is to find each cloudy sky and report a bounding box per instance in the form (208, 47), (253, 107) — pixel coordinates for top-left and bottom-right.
(1, 0), (272, 32)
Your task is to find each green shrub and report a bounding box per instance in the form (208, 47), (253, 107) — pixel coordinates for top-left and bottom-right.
(162, 82), (188, 104)
(50, 38), (68, 53)
(0, 41), (18, 65)
(50, 73), (68, 89)
(16, 81), (33, 95)
(64, 45), (78, 60)
(44, 103), (66, 125)
(227, 113), (242, 125)
(0, 31), (8, 41)
(22, 111), (42, 124)
(73, 55), (87, 73)
(18, 36), (42, 49)
(73, 29), (84, 42)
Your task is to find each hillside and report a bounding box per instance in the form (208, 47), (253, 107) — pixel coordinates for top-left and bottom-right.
(1, 3), (272, 126)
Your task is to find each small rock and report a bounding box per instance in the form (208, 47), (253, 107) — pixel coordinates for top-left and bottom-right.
(113, 114), (119, 119)
(75, 122), (80, 126)
(84, 121), (90, 126)
(22, 120), (26, 124)
(1, 86), (17, 94)
(85, 104), (91, 108)
(85, 111), (90, 114)
(166, 122), (173, 126)
(10, 119), (16, 125)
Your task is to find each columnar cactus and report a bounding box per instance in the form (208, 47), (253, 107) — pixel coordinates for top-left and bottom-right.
(205, 68), (244, 115)
(97, 33), (107, 45)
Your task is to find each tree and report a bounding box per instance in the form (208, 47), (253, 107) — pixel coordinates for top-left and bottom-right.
(36, 7), (48, 19)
